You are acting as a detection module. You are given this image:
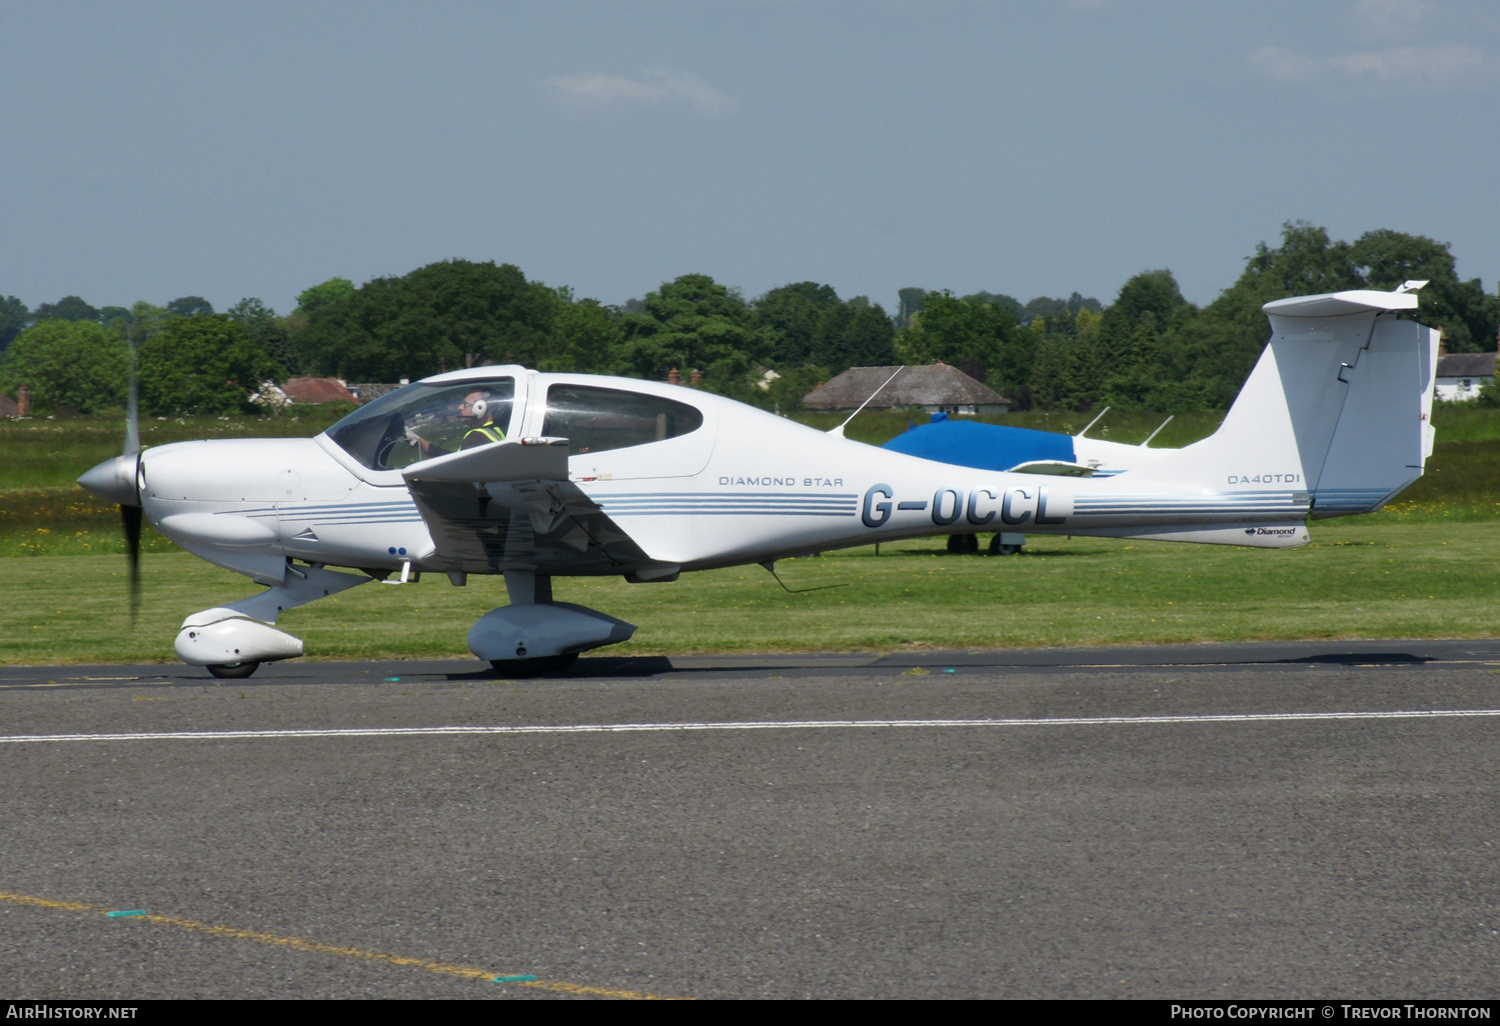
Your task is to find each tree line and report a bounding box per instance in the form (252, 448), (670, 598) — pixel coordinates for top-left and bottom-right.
(2, 222), (1496, 417)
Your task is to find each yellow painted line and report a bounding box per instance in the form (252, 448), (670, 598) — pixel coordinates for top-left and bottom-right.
(17, 681), (134, 689)
(0, 890), (672, 1000)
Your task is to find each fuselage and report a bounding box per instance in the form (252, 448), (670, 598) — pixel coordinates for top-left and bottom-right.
(129, 366), (1315, 585)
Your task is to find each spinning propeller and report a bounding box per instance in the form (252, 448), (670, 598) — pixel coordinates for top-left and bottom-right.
(76, 342), (143, 621)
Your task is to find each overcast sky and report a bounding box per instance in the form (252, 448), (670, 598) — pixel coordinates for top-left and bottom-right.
(2, 0), (1496, 317)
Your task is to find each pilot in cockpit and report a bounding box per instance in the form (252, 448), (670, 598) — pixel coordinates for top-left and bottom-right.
(406, 388), (507, 458)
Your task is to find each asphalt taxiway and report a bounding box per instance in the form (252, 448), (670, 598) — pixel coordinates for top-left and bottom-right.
(2, 640), (1498, 998)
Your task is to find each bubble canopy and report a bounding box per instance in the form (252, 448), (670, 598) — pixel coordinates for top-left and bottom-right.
(325, 377), (517, 470)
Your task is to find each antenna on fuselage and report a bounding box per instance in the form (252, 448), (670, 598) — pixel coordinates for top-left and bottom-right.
(827, 366), (905, 438)
(1141, 415), (1173, 448)
(1075, 405), (1110, 439)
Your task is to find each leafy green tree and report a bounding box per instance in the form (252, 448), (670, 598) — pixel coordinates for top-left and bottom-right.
(1157, 223), (1498, 410)
(227, 297), (297, 373)
(296, 278), (355, 317)
(1019, 294), (1102, 327)
(1350, 230), (1499, 353)
(613, 274), (774, 399)
(1474, 374), (1500, 408)
(119, 302), (173, 349)
(1089, 270), (1197, 409)
(808, 299), (896, 372)
(98, 306), (131, 330)
(895, 287), (929, 329)
(1028, 311), (1102, 411)
(1112, 270), (1187, 331)
(166, 296), (214, 317)
(754, 282), (841, 364)
(1178, 222), (1363, 406)
(1020, 297), (1068, 325)
(138, 316), (284, 415)
(0, 319), (128, 414)
(0, 295), (28, 352)
(297, 261), (555, 381)
(895, 291), (1033, 396)
(545, 288), (623, 372)
(33, 296), (100, 323)
(961, 291), (1023, 319)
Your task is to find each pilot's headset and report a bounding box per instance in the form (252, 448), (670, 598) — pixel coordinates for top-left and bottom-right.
(468, 394), (490, 420)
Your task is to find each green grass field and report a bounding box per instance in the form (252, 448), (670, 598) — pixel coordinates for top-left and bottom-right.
(3, 520), (1495, 666)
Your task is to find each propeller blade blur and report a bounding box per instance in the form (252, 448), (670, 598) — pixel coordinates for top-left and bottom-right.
(122, 502), (142, 624)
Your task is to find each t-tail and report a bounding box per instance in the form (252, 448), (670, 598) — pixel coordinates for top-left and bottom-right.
(1129, 283), (1439, 519)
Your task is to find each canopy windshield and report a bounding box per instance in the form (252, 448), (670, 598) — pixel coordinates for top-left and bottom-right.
(325, 377), (516, 470)
(541, 384), (704, 456)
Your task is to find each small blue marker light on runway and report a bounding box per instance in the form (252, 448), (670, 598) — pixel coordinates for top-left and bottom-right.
(494, 974), (538, 983)
(384, 677), (401, 682)
(107, 910), (147, 917)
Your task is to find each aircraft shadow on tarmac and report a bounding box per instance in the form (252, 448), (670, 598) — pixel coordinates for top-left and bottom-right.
(442, 648), (1437, 682)
(443, 656), (677, 681)
(1281, 652), (1430, 666)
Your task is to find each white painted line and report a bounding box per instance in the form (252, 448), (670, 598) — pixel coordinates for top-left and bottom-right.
(3, 708), (1500, 744)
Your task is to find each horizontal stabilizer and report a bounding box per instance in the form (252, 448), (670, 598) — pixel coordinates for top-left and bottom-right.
(1262, 289), (1419, 319)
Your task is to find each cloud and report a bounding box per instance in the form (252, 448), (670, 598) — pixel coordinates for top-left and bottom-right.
(1353, 0), (1426, 38)
(1249, 46), (1323, 82)
(1329, 43), (1490, 83)
(1250, 42), (1494, 88)
(546, 67), (733, 116)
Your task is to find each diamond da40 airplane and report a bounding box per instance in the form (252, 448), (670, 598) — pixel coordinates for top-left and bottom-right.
(79, 284), (1438, 678)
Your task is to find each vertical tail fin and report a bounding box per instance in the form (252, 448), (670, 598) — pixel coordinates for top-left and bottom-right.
(1136, 287), (1438, 515)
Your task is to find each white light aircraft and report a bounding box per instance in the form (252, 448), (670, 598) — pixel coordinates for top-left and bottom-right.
(79, 284), (1438, 678)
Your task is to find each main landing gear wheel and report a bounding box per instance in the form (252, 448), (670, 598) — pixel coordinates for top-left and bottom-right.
(488, 652), (579, 678)
(946, 533), (979, 554)
(207, 661), (261, 679)
(989, 534), (1022, 556)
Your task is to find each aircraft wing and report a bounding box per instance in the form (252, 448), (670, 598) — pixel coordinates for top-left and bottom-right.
(401, 438), (666, 577)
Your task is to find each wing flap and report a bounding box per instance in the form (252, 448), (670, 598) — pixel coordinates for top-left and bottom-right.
(402, 439), (661, 575)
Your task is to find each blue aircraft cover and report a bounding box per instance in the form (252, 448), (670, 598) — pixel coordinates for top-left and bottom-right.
(880, 419), (1075, 472)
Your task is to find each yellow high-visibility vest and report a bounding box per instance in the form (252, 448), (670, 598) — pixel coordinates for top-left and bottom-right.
(462, 422), (505, 447)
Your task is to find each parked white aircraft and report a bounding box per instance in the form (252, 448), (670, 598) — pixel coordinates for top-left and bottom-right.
(79, 285), (1437, 678)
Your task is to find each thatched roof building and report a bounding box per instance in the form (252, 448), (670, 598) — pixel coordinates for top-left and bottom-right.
(1435, 352), (1497, 402)
(802, 364), (1011, 415)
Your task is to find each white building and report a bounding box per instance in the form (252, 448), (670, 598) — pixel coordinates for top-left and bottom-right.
(1434, 352), (1497, 402)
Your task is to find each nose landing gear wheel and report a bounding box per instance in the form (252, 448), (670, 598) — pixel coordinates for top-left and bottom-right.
(207, 661), (261, 679)
(488, 652), (579, 678)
